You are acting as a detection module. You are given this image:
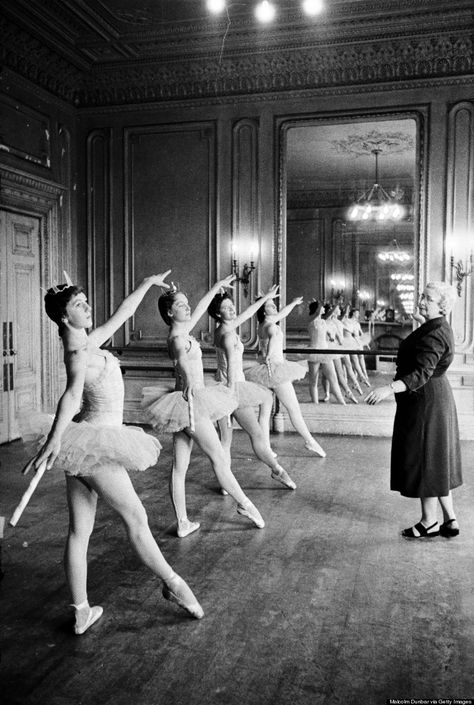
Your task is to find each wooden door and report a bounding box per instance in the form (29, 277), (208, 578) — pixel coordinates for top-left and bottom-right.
(0, 211), (42, 443)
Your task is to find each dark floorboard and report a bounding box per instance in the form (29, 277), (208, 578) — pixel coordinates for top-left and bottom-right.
(1, 432), (473, 705)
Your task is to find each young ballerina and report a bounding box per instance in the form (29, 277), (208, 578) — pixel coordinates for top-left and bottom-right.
(307, 300), (346, 405)
(244, 293), (326, 457)
(142, 274), (265, 538)
(207, 285), (296, 490)
(29, 272), (204, 634)
(341, 305), (371, 387)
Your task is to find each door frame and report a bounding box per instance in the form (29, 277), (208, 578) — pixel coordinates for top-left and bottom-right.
(0, 164), (69, 413)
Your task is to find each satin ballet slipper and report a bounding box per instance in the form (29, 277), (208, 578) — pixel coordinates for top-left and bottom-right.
(304, 439), (326, 457)
(72, 600), (103, 635)
(177, 518), (200, 538)
(271, 466), (296, 490)
(237, 500), (265, 528)
(162, 574), (204, 619)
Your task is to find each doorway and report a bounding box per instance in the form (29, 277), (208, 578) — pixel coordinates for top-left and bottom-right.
(0, 210), (42, 443)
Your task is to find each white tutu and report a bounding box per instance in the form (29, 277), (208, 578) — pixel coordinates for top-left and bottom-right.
(142, 383), (238, 433)
(234, 380), (272, 408)
(245, 359), (308, 389)
(20, 412), (161, 476)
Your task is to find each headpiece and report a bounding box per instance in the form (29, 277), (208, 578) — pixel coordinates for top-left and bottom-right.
(160, 281), (180, 297)
(42, 271), (74, 295)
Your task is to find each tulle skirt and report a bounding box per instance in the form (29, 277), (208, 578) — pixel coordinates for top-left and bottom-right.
(244, 359), (307, 389)
(142, 383), (238, 433)
(234, 380), (272, 408)
(20, 413), (161, 477)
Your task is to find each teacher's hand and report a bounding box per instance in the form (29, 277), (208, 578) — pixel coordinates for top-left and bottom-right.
(365, 386), (392, 405)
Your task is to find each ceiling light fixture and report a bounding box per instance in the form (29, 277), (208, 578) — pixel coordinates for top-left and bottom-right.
(348, 148), (404, 222)
(302, 0), (324, 15)
(206, 0), (227, 13)
(255, 1), (276, 23)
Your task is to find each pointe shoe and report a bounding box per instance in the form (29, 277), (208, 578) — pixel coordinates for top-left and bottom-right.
(237, 501), (265, 528)
(304, 440), (326, 458)
(177, 518), (200, 538)
(73, 603), (103, 635)
(345, 392), (358, 404)
(271, 466), (296, 490)
(163, 574), (204, 619)
(220, 488), (229, 496)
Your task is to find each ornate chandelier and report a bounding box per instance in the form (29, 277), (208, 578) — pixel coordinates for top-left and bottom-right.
(347, 149), (404, 222)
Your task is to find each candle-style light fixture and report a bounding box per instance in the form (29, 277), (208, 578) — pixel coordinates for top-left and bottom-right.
(232, 241), (257, 297)
(348, 148), (405, 222)
(451, 254), (472, 297)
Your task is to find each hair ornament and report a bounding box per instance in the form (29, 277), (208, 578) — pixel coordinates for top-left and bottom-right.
(43, 270), (75, 295)
(161, 281), (180, 296)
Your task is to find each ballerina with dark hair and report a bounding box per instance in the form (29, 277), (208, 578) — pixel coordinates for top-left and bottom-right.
(324, 304), (362, 402)
(207, 285), (296, 491)
(244, 293), (326, 457)
(28, 271), (204, 634)
(142, 274), (265, 538)
(307, 300), (346, 405)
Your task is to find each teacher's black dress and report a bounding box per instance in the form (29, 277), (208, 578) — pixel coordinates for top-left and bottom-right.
(391, 316), (462, 498)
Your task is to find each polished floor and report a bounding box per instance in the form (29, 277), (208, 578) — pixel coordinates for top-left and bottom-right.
(1, 431), (474, 705)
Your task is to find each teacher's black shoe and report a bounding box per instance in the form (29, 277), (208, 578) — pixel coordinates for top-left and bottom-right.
(402, 521), (439, 539)
(439, 518), (460, 538)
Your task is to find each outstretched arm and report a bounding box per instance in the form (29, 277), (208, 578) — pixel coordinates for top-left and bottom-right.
(89, 271), (171, 348)
(189, 274), (236, 330)
(272, 296), (304, 324)
(231, 285), (279, 330)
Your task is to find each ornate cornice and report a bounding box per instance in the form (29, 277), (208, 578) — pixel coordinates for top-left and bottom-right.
(0, 6), (472, 108)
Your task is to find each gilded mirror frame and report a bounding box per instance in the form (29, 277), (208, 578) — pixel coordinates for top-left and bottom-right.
(275, 108), (428, 338)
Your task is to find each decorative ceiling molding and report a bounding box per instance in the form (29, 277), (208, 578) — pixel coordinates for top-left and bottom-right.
(0, 1), (472, 108)
(330, 129), (416, 156)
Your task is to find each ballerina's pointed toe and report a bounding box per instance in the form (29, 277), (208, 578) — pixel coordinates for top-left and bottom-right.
(162, 576), (204, 619)
(304, 441), (326, 458)
(271, 467), (296, 490)
(177, 518), (200, 538)
(237, 502), (265, 528)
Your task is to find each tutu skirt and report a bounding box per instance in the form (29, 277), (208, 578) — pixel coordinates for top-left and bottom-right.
(142, 383), (238, 433)
(20, 413), (161, 476)
(234, 380), (272, 408)
(245, 359), (307, 389)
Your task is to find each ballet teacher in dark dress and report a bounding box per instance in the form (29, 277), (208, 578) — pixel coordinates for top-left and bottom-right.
(366, 281), (462, 539)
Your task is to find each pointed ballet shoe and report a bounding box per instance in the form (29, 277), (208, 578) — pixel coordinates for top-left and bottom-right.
(345, 392), (358, 404)
(271, 467), (296, 490)
(177, 518), (200, 538)
(162, 575), (204, 619)
(73, 604), (103, 635)
(304, 440), (326, 458)
(237, 501), (265, 529)
(439, 518), (460, 538)
(220, 488), (229, 496)
(402, 521), (439, 539)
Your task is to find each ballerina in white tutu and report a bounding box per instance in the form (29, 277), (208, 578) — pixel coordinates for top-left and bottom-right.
(307, 300), (346, 405)
(29, 272), (204, 634)
(207, 285), (296, 491)
(142, 274), (265, 538)
(244, 294), (326, 457)
(341, 305), (371, 387)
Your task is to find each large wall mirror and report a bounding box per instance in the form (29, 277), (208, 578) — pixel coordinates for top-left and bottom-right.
(281, 115), (421, 359)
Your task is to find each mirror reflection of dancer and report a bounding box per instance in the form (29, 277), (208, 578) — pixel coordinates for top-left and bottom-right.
(322, 305), (358, 404)
(366, 282), (462, 539)
(208, 285), (296, 491)
(245, 294), (326, 457)
(30, 272), (203, 634)
(307, 300), (346, 405)
(142, 275), (265, 538)
(341, 305), (371, 387)
(325, 304), (363, 398)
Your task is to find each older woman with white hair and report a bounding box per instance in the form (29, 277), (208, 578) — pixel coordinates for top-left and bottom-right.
(366, 281), (462, 539)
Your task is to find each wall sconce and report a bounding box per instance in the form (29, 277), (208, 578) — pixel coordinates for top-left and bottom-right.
(451, 254), (472, 297)
(232, 241), (258, 297)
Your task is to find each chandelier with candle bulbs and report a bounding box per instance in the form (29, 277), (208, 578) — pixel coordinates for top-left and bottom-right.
(347, 148), (404, 222)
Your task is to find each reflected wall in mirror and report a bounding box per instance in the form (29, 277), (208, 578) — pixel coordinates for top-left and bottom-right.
(285, 117), (418, 354)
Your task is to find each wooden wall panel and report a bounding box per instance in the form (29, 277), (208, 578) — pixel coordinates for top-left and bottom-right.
(124, 123), (216, 346)
(446, 101), (474, 360)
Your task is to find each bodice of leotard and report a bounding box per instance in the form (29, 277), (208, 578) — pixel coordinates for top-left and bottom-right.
(169, 335), (205, 390)
(308, 318), (328, 348)
(215, 333), (245, 383)
(342, 317), (354, 337)
(258, 324), (285, 363)
(77, 348), (124, 426)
